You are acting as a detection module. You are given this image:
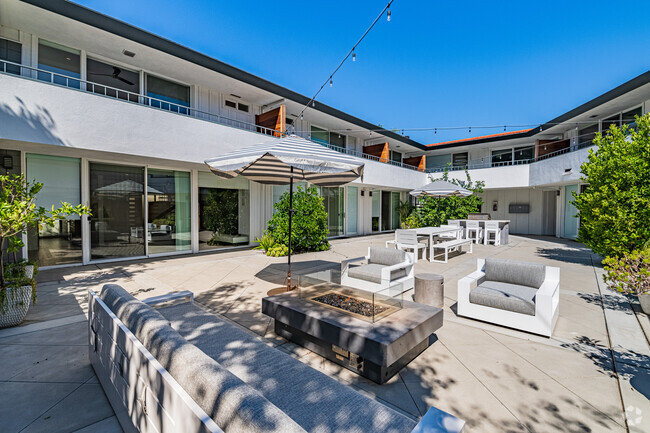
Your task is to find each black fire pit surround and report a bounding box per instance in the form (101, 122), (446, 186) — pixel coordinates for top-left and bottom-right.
(262, 291), (443, 384)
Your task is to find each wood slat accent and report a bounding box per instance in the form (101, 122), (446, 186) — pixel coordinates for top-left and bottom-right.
(363, 142), (389, 163)
(255, 104), (285, 137)
(536, 139), (570, 158)
(403, 155), (426, 171)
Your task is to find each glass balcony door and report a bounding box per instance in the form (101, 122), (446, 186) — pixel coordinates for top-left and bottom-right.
(147, 169), (191, 255)
(347, 186), (358, 235)
(90, 163), (145, 260)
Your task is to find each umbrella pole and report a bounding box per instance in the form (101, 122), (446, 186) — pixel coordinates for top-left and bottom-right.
(287, 167), (294, 291)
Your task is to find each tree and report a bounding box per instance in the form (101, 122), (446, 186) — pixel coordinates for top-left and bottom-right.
(418, 168), (485, 227)
(267, 186), (330, 253)
(573, 113), (650, 258)
(0, 174), (91, 288)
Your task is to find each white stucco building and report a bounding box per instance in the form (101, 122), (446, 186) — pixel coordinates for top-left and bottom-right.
(1, 0), (649, 269)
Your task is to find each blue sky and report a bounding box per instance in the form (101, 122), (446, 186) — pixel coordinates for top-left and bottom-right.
(76, 0), (650, 144)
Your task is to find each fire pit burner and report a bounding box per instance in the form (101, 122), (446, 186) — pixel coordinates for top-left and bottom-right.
(311, 292), (389, 317)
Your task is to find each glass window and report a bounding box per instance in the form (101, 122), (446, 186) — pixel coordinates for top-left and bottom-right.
(347, 186), (358, 234)
(602, 114), (620, 134)
(329, 132), (345, 148)
(321, 186), (344, 236)
(38, 39), (80, 88)
(371, 191), (380, 232)
(391, 192), (400, 230)
(491, 148), (512, 166)
(311, 126), (329, 145)
(623, 107), (643, 128)
(86, 58), (139, 102)
(273, 182), (307, 208)
(90, 163), (145, 260)
(0, 38), (21, 75)
(26, 154), (82, 266)
(390, 150), (402, 163)
(381, 191), (391, 231)
(237, 103), (249, 113)
(146, 75), (189, 113)
(514, 146), (534, 162)
(578, 123), (599, 148)
(225, 99), (236, 109)
(147, 169), (191, 254)
(198, 172), (250, 250)
(452, 152), (468, 168)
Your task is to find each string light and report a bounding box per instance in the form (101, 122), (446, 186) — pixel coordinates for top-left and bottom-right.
(504, 125), (506, 132)
(387, 5), (391, 21)
(290, 1), (394, 130)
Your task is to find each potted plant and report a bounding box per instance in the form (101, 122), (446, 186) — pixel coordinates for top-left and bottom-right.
(603, 248), (650, 314)
(0, 174), (91, 328)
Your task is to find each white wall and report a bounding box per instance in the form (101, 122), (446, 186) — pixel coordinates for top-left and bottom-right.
(0, 73), (273, 164)
(529, 146), (590, 186)
(446, 164), (530, 189)
(479, 188), (546, 235)
(353, 158), (427, 190)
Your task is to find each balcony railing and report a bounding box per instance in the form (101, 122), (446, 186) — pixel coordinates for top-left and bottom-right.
(0, 60), (282, 137)
(425, 142), (595, 173)
(310, 138), (422, 172)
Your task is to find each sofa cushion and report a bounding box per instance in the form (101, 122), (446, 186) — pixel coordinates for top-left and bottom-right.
(368, 247), (407, 266)
(159, 302), (418, 433)
(98, 285), (305, 433)
(348, 263), (407, 284)
(469, 281), (537, 316)
(484, 258), (546, 289)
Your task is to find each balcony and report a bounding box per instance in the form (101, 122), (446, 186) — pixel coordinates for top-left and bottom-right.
(310, 138), (422, 172)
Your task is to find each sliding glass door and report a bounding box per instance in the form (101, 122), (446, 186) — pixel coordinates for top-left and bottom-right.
(347, 186), (358, 235)
(90, 163), (145, 260)
(26, 154), (82, 266)
(321, 187), (344, 237)
(147, 169), (191, 254)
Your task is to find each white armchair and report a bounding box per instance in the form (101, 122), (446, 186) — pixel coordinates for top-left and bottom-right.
(341, 247), (415, 293)
(457, 258), (560, 337)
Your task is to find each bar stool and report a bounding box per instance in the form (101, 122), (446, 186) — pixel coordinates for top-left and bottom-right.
(465, 220), (483, 244)
(484, 221), (501, 246)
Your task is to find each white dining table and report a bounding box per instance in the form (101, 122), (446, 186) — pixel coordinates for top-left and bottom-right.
(415, 226), (463, 262)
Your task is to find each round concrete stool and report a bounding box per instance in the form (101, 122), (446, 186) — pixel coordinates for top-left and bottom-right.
(414, 273), (444, 308)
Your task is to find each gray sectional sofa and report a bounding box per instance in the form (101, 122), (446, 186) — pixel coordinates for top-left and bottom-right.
(89, 284), (465, 433)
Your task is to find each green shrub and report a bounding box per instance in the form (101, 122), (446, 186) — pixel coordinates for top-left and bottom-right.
(418, 169), (485, 227)
(402, 212), (422, 229)
(603, 249), (650, 295)
(267, 186), (330, 253)
(253, 232), (276, 252)
(573, 113), (650, 258)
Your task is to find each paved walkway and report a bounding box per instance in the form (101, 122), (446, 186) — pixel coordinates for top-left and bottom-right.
(1, 234), (648, 432)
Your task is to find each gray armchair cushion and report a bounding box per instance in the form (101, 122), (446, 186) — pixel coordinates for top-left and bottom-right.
(348, 264), (407, 284)
(98, 285), (305, 433)
(469, 281), (537, 316)
(368, 247), (407, 266)
(484, 258), (546, 289)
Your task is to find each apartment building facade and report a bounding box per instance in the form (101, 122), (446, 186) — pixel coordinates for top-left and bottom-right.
(1, 0), (649, 271)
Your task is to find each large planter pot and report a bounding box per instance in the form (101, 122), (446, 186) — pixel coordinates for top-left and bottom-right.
(0, 285), (33, 329)
(639, 293), (650, 315)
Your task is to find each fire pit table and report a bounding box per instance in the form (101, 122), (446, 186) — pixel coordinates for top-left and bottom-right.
(262, 270), (443, 384)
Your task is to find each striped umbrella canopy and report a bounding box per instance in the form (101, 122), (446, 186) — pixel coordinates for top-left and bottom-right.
(204, 134), (364, 186)
(205, 134), (364, 293)
(410, 180), (472, 198)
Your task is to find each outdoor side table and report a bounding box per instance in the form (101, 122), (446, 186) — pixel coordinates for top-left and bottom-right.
(414, 273), (444, 308)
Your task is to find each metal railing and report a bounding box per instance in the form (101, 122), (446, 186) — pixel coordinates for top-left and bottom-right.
(425, 142), (595, 173)
(310, 138), (422, 171)
(0, 60), (283, 137)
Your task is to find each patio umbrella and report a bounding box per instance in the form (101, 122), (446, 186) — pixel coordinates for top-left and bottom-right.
(410, 180), (472, 198)
(410, 180), (473, 224)
(205, 134), (364, 291)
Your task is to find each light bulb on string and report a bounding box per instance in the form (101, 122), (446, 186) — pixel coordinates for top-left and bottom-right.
(300, 113), (303, 120)
(352, 50), (356, 62)
(312, 100), (315, 107)
(504, 126), (506, 132)
(330, 78), (333, 87)
(387, 5), (391, 21)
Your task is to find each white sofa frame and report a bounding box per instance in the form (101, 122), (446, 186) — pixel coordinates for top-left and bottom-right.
(457, 259), (560, 337)
(88, 289), (223, 433)
(341, 247), (415, 293)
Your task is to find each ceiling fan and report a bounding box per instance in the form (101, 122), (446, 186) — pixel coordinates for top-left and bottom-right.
(88, 66), (135, 86)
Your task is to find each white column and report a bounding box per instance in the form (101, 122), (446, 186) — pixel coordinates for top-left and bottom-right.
(191, 169), (199, 253)
(81, 157), (91, 263)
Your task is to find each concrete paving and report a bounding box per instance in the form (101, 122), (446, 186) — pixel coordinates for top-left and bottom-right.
(0, 234), (647, 432)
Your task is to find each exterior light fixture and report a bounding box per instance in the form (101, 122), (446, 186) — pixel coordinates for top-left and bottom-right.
(122, 49), (136, 58)
(2, 155), (13, 169)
